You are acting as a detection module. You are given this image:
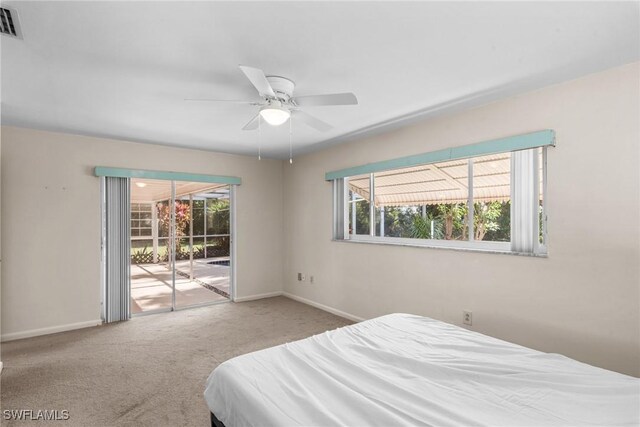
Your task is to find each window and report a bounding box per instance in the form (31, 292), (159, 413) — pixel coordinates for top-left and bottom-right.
(332, 146), (547, 255)
(131, 203), (153, 238)
(348, 174), (371, 236)
(472, 153), (511, 242)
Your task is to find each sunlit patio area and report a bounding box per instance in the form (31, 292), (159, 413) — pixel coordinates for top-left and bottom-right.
(131, 258), (230, 313)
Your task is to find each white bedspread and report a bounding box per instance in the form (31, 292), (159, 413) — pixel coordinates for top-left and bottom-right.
(204, 314), (640, 426)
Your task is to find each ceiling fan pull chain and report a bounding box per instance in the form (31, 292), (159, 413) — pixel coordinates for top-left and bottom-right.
(258, 114), (262, 160)
(289, 118), (293, 164)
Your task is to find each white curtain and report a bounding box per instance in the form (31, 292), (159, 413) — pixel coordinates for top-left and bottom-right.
(332, 178), (348, 240)
(102, 177), (131, 323)
(510, 149), (540, 253)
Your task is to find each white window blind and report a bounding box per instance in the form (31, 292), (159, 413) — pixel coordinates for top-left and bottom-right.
(102, 177), (132, 323)
(511, 149), (540, 253)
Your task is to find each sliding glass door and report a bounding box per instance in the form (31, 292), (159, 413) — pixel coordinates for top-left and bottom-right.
(173, 181), (231, 308)
(130, 178), (173, 314)
(130, 178), (233, 315)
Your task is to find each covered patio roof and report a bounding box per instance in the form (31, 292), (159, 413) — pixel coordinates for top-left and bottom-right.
(131, 179), (229, 203)
(348, 153), (511, 207)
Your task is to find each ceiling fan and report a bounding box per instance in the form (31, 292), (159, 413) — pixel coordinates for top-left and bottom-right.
(186, 65), (358, 132)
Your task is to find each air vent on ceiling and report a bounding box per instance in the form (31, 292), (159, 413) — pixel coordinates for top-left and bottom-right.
(0, 7), (21, 39)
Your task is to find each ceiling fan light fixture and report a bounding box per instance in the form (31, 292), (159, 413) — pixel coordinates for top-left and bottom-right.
(259, 102), (290, 126)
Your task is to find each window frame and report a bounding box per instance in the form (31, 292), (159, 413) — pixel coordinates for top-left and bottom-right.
(333, 147), (547, 256)
(131, 202), (153, 239)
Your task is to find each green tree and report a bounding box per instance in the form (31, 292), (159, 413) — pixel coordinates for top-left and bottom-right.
(437, 203), (467, 240)
(206, 198), (230, 235)
(473, 201), (503, 241)
(350, 199), (371, 235)
(382, 206), (417, 237)
(410, 213), (444, 239)
(481, 201), (511, 242)
(206, 198), (230, 256)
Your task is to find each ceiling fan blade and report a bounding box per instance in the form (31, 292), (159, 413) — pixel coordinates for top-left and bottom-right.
(292, 92), (358, 107)
(184, 98), (258, 104)
(292, 110), (332, 132)
(239, 65), (276, 98)
(242, 113), (260, 131)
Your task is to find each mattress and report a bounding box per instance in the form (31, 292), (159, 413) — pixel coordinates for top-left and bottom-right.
(204, 314), (640, 426)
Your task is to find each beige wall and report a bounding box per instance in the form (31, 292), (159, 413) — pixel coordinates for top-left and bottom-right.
(283, 62), (640, 376)
(1, 128), (283, 339)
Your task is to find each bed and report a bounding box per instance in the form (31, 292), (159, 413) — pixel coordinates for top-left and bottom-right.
(204, 313), (639, 426)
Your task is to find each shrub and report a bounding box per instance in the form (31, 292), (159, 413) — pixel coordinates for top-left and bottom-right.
(131, 246), (153, 264)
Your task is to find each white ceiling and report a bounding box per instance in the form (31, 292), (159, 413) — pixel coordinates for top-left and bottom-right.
(1, 1), (638, 158)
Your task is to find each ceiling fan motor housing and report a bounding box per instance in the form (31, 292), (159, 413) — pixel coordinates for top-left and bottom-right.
(266, 76), (295, 101)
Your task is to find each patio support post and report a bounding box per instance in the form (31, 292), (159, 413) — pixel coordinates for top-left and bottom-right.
(189, 193), (194, 280)
(468, 160), (474, 241)
(351, 191), (356, 236)
(422, 205), (426, 219)
(380, 206), (384, 236)
(369, 173), (375, 237)
(170, 182), (176, 310)
(204, 200), (208, 259)
(152, 203), (158, 263)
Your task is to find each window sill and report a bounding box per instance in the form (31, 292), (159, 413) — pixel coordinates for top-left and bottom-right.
(332, 237), (548, 258)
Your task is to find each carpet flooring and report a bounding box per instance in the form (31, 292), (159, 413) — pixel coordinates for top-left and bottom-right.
(0, 297), (352, 426)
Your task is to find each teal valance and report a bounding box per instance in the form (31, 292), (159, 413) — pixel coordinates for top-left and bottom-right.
(95, 167), (241, 185)
(325, 130), (555, 180)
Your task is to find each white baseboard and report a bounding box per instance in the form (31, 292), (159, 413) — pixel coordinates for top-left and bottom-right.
(1, 319), (103, 342)
(234, 291), (283, 302)
(282, 292), (366, 323)
(233, 291), (365, 323)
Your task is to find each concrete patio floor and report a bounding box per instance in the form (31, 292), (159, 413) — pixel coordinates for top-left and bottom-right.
(131, 259), (230, 313)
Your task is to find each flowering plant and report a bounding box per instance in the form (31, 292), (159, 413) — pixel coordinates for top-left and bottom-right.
(157, 201), (191, 253)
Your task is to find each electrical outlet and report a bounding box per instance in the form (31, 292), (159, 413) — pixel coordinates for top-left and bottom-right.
(297, 273), (306, 282)
(463, 311), (472, 326)
(309, 275), (315, 284)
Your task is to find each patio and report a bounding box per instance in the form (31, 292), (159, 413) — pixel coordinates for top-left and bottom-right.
(131, 258), (230, 314)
